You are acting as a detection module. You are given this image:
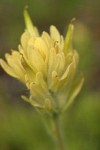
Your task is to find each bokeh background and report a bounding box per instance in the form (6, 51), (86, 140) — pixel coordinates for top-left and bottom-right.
(0, 0), (100, 150)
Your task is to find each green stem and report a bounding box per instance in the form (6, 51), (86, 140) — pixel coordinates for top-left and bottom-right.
(52, 114), (66, 150)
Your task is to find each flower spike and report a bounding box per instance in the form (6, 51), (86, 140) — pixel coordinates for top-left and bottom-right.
(0, 13), (84, 113)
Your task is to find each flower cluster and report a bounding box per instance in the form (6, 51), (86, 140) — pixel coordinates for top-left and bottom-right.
(0, 10), (84, 113)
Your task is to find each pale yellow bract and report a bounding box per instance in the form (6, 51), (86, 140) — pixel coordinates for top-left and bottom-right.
(0, 10), (84, 113)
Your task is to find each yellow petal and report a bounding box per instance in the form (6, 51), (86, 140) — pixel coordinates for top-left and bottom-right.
(21, 95), (29, 102)
(24, 9), (39, 36)
(49, 71), (59, 92)
(60, 61), (75, 80)
(31, 37), (48, 60)
(22, 95), (44, 109)
(48, 47), (56, 76)
(63, 73), (84, 111)
(26, 46), (46, 74)
(50, 25), (61, 42)
(21, 54), (35, 82)
(61, 51), (79, 80)
(0, 50), (25, 82)
(30, 82), (45, 104)
(64, 23), (74, 52)
(60, 35), (64, 51)
(35, 72), (52, 99)
(30, 72), (53, 105)
(5, 52), (25, 81)
(0, 59), (18, 78)
(30, 97), (45, 110)
(54, 52), (65, 76)
(20, 31), (30, 50)
(42, 31), (53, 48)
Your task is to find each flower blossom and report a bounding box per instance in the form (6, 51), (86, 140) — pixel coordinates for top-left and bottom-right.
(0, 10), (84, 113)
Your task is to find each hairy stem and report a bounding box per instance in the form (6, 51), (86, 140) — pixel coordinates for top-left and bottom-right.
(52, 114), (66, 150)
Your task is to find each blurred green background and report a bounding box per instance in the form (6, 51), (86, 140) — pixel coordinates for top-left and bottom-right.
(0, 0), (100, 150)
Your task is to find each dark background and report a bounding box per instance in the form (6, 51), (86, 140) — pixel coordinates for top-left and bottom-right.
(0, 0), (100, 150)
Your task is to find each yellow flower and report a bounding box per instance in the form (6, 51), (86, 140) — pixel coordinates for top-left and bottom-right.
(0, 10), (84, 113)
